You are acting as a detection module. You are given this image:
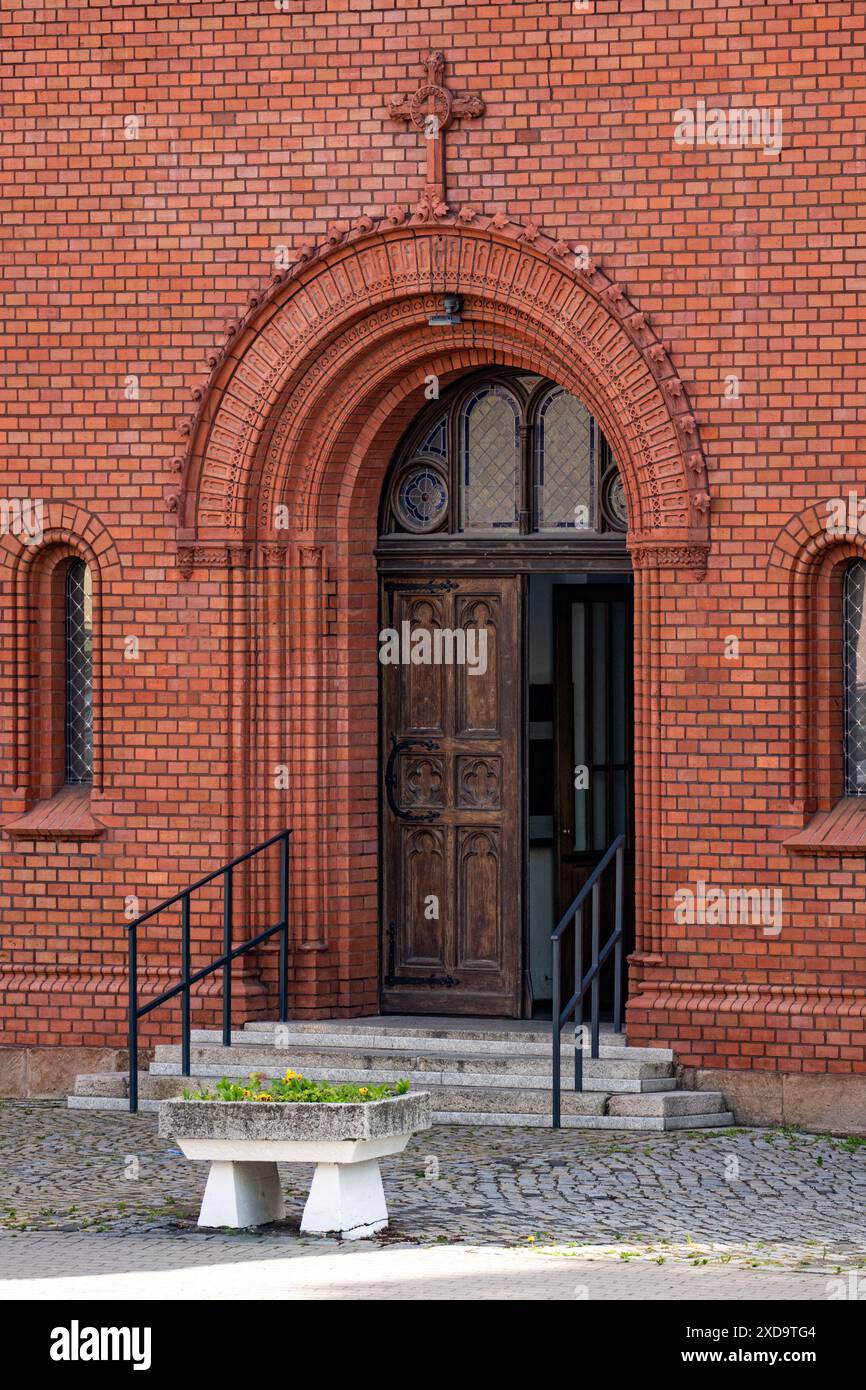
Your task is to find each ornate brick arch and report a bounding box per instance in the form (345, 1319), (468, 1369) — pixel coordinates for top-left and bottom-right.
(178, 210), (710, 567)
(173, 210), (712, 1015)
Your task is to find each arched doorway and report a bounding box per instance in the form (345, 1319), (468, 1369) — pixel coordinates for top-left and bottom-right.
(378, 368), (632, 1017)
(178, 213), (709, 1022)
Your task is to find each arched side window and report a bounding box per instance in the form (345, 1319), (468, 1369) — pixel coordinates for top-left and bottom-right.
(843, 559), (866, 795)
(381, 370), (627, 540)
(64, 559), (93, 786)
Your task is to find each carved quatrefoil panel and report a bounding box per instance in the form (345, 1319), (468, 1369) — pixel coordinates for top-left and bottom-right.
(457, 755), (501, 809)
(401, 755), (445, 809)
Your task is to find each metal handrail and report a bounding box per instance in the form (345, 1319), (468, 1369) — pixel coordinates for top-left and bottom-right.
(126, 829), (291, 1112)
(551, 833), (625, 1128)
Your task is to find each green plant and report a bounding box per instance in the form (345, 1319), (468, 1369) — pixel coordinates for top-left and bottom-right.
(183, 1070), (411, 1104)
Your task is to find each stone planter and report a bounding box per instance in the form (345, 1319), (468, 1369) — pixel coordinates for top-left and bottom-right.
(159, 1092), (431, 1239)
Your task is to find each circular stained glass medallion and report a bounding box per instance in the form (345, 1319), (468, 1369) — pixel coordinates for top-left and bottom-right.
(603, 469), (628, 531)
(395, 465), (448, 533)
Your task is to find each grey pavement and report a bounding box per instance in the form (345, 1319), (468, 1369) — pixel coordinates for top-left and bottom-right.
(0, 1232), (850, 1300)
(1, 1101), (865, 1299)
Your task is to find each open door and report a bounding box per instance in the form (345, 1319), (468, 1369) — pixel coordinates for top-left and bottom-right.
(380, 575), (522, 1016)
(553, 582), (634, 1005)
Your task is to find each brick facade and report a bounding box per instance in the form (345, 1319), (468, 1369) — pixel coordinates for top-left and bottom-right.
(2, 2), (865, 1092)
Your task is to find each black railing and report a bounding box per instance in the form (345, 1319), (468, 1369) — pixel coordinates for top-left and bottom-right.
(551, 833), (625, 1128)
(126, 829), (291, 1112)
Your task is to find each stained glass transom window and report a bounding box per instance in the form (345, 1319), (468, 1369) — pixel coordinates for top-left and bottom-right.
(383, 372), (628, 541)
(418, 415), (447, 460)
(65, 559), (93, 786)
(460, 386), (520, 531)
(844, 560), (866, 794)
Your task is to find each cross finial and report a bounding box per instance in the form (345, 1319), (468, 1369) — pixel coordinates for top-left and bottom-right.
(388, 50), (485, 214)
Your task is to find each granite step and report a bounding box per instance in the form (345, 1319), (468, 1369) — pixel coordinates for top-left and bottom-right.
(147, 1061), (675, 1095)
(68, 1071), (729, 1126)
(65, 1090), (734, 1129)
(66, 1015), (730, 1131)
(180, 1030), (675, 1064)
(150, 1043), (674, 1082)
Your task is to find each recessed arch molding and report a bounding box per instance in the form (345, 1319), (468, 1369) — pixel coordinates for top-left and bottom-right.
(177, 207), (710, 571)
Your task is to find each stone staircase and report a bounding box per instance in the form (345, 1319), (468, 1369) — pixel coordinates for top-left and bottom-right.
(68, 1016), (733, 1130)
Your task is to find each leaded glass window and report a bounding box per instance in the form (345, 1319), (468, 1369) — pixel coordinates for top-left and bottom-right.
(382, 371), (627, 541)
(395, 466), (448, 532)
(460, 385), (520, 531)
(418, 414), (447, 460)
(536, 387), (595, 530)
(844, 560), (866, 794)
(65, 560), (93, 786)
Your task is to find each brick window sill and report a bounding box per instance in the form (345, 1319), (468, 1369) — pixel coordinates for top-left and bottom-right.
(784, 797), (866, 856)
(3, 786), (106, 842)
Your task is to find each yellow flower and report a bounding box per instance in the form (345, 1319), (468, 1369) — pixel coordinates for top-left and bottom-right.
(359, 1087), (368, 1095)
(284, 1069), (298, 1081)
(255, 1092), (272, 1102)
(527, 1235), (536, 1244)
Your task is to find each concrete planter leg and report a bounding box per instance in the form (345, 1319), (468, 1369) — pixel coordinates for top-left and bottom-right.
(301, 1158), (388, 1239)
(198, 1160), (285, 1229)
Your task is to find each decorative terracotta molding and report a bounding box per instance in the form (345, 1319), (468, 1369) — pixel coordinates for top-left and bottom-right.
(176, 543), (252, 574)
(178, 212), (709, 567)
(629, 542), (710, 572)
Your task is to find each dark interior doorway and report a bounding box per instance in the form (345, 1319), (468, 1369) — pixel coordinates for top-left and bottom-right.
(526, 574), (634, 1014)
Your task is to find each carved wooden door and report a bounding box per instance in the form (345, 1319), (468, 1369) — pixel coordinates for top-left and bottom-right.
(381, 576), (521, 1016)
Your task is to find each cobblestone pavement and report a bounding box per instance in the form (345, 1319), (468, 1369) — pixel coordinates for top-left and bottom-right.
(1, 1102), (865, 1282)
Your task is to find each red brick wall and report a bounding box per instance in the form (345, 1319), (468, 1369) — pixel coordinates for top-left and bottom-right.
(2, 1), (865, 1074)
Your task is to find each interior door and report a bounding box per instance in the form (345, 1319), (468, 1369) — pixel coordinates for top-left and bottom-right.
(381, 575), (521, 1016)
(554, 582), (634, 1005)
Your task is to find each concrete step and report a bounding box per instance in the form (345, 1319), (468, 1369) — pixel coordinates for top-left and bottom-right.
(180, 1034), (678, 1061)
(240, 1017), (621, 1045)
(66, 1090), (734, 1130)
(67, 1016), (731, 1131)
(150, 1042), (674, 1082)
(151, 1064), (673, 1096)
(607, 1090), (726, 1118)
(148, 1060), (675, 1094)
(70, 1072), (723, 1121)
(432, 1111), (734, 1131)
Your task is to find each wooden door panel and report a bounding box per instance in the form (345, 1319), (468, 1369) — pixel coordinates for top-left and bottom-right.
(400, 594), (447, 733)
(456, 827), (502, 968)
(382, 575), (521, 1016)
(400, 752), (445, 813)
(455, 594), (501, 735)
(456, 754), (502, 809)
(402, 825), (448, 966)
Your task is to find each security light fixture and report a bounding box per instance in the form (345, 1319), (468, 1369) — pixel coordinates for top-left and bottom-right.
(428, 294), (463, 326)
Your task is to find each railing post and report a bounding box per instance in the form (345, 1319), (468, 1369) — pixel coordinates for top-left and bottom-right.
(222, 867), (232, 1047)
(552, 935), (561, 1128)
(279, 830), (290, 1024)
(128, 920), (138, 1113)
(591, 880), (600, 1059)
(613, 841), (624, 1035)
(575, 902), (584, 1092)
(181, 892), (191, 1078)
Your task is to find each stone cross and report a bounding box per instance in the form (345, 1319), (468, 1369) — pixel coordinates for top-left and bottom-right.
(388, 51), (485, 212)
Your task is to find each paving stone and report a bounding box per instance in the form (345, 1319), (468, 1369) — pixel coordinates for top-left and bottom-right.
(1, 1101), (865, 1277)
